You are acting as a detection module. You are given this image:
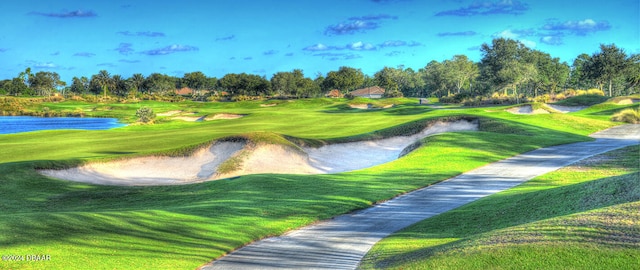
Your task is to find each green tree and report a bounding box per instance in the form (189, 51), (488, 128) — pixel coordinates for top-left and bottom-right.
(70, 76), (89, 94)
(90, 70), (113, 97)
(422, 60), (451, 97)
(568, 53), (592, 90)
(111, 75), (128, 97)
(445, 55), (479, 94)
(584, 44), (629, 96)
(323, 66), (364, 93)
(529, 51), (569, 96)
(182, 71), (208, 90)
(624, 54), (640, 93)
(128, 73), (146, 94)
(498, 60), (537, 102)
(219, 73), (270, 96)
(374, 67), (400, 93)
(8, 77), (30, 96)
(479, 38), (534, 96)
(29, 71), (62, 96)
(143, 73), (177, 94)
(270, 69), (318, 98)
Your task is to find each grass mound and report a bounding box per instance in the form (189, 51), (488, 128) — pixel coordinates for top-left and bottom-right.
(553, 94), (609, 106)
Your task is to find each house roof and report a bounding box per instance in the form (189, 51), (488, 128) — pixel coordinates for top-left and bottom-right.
(350, 86), (385, 96)
(176, 87), (194, 95)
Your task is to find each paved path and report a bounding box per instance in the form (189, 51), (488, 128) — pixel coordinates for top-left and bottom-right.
(202, 125), (640, 270)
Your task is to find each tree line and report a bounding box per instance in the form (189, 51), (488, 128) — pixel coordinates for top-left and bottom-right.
(1, 38), (638, 100)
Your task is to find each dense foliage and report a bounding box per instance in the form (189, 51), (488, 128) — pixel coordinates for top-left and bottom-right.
(1, 39), (638, 101)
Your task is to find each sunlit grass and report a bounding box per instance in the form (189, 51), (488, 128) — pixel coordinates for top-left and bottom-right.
(0, 97), (627, 269)
(359, 145), (639, 270)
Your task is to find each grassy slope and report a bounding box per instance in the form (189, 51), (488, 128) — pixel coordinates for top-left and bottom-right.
(359, 145), (639, 270)
(0, 98), (629, 269)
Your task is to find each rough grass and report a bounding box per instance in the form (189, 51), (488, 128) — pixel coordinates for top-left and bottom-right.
(0, 98), (624, 269)
(611, 108), (640, 124)
(552, 94), (609, 106)
(359, 145), (640, 270)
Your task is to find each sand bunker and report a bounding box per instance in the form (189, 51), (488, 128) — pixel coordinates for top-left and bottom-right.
(507, 105), (549, 115)
(616, 98), (640, 105)
(157, 110), (182, 116)
(546, 104), (588, 113)
(173, 116), (205, 122)
(205, 114), (245, 120)
(39, 120), (478, 186)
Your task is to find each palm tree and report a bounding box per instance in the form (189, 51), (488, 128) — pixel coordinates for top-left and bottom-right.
(130, 73), (145, 94)
(95, 70), (113, 98)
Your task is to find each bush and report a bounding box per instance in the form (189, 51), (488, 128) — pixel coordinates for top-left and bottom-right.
(576, 89), (588, 96)
(135, 107), (156, 123)
(611, 108), (640, 124)
(563, 89), (577, 97)
(554, 93), (566, 101)
(587, 89), (605, 96)
(384, 90), (404, 98)
(534, 94), (551, 103)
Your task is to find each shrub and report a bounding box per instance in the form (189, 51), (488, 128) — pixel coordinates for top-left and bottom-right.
(576, 89), (588, 96)
(587, 88), (605, 96)
(563, 89), (577, 97)
(384, 90), (404, 98)
(554, 93), (566, 101)
(534, 94), (550, 103)
(611, 108), (640, 124)
(135, 107), (156, 123)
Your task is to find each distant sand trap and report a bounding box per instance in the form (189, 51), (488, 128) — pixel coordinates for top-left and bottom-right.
(157, 110), (182, 116)
(547, 104), (588, 113)
(205, 113), (245, 120)
(39, 120), (478, 186)
(507, 105), (549, 115)
(349, 104), (371, 109)
(173, 116), (205, 122)
(616, 98), (640, 105)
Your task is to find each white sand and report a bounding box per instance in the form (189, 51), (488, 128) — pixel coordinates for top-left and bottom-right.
(39, 120), (478, 186)
(205, 114), (245, 120)
(40, 142), (245, 186)
(507, 105), (549, 115)
(305, 120), (478, 173)
(157, 110), (182, 116)
(173, 116), (205, 122)
(546, 104), (587, 113)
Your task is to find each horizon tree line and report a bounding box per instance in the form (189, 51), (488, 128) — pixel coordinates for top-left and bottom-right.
(1, 38), (638, 100)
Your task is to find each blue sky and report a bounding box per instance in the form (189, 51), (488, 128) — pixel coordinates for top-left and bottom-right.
(1, 0), (638, 83)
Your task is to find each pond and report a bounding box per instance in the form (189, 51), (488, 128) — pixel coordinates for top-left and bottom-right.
(0, 116), (125, 134)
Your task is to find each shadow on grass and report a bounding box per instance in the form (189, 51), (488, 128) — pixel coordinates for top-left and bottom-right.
(383, 105), (433, 115)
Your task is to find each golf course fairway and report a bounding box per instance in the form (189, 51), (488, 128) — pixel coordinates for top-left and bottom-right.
(0, 97), (638, 269)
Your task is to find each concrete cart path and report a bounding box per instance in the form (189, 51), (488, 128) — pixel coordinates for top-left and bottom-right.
(202, 125), (640, 270)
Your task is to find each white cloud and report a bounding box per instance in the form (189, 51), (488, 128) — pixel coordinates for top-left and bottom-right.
(347, 41), (376, 51)
(494, 29), (519, 39)
(303, 43), (330, 51)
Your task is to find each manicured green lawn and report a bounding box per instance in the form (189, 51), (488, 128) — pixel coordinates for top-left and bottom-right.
(359, 145), (639, 270)
(0, 97), (631, 269)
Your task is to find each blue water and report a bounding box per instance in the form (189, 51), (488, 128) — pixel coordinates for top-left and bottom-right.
(0, 116), (125, 134)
